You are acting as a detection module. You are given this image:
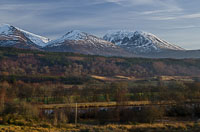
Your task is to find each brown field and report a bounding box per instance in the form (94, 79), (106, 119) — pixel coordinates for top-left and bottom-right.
(91, 75), (137, 81)
(91, 75), (196, 82)
(159, 76), (194, 82)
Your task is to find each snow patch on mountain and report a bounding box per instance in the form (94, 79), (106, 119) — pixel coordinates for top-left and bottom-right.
(48, 30), (87, 45)
(62, 30), (87, 40)
(16, 28), (50, 47)
(0, 24), (14, 35)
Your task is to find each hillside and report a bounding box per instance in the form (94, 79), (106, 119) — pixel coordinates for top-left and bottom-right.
(0, 47), (200, 79)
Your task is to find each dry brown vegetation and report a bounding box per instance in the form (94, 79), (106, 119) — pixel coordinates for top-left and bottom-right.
(0, 122), (200, 132)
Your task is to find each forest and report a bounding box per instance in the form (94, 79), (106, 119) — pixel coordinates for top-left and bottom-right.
(1, 47), (200, 78)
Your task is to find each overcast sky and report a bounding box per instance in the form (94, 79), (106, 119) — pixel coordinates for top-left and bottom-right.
(0, 0), (200, 49)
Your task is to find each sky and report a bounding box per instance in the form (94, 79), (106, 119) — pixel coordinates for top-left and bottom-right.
(0, 0), (200, 50)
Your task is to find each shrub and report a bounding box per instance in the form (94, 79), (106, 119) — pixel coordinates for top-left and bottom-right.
(139, 106), (165, 123)
(167, 105), (193, 117)
(14, 119), (27, 126)
(40, 122), (51, 128)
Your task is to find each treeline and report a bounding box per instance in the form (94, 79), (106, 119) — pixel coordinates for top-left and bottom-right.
(0, 75), (90, 84)
(0, 47), (200, 77)
(0, 80), (200, 105)
(0, 80), (200, 125)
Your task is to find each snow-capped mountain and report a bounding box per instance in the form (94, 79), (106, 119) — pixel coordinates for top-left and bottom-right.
(45, 30), (133, 57)
(1, 25), (200, 58)
(103, 30), (185, 54)
(0, 24), (50, 49)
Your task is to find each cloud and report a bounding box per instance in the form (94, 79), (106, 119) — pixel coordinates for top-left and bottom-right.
(181, 13), (200, 19)
(150, 13), (200, 20)
(140, 8), (182, 15)
(161, 25), (200, 30)
(102, 0), (180, 8)
(103, 0), (122, 3)
(96, 0), (161, 6)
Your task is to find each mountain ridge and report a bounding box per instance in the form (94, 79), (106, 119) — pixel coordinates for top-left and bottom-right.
(45, 30), (133, 57)
(1, 24), (200, 58)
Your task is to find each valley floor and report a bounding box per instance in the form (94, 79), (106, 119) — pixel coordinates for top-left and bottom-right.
(0, 122), (200, 132)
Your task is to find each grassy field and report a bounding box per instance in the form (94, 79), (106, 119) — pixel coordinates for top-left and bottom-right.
(40, 101), (152, 109)
(0, 122), (200, 132)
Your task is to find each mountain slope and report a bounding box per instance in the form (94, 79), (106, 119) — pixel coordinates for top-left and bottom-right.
(139, 49), (200, 59)
(0, 24), (50, 49)
(103, 30), (185, 54)
(44, 30), (133, 57)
